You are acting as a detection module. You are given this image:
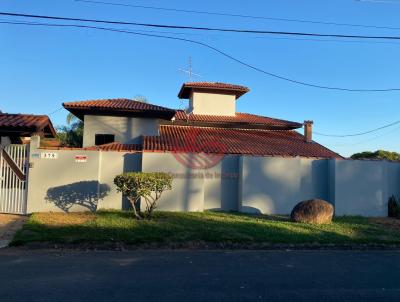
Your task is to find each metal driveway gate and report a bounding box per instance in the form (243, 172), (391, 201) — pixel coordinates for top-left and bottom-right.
(0, 144), (29, 214)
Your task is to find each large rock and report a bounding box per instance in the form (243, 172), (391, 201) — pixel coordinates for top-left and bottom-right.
(290, 199), (334, 224)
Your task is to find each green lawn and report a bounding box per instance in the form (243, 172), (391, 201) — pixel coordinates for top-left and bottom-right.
(11, 211), (400, 247)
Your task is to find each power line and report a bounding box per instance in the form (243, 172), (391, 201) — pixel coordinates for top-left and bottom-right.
(328, 125), (400, 147)
(356, 0), (400, 4)
(3, 19), (400, 92)
(5, 17), (396, 46)
(75, 0), (400, 31)
(48, 107), (63, 116)
(314, 120), (400, 137)
(4, 11), (400, 40)
(3, 18), (400, 47)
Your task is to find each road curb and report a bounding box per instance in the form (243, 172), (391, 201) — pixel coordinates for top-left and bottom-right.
(10, 241), (400, 251)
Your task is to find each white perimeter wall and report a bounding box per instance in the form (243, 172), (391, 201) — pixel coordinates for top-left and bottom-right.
(27, 145), (141, 213)
(240, 156), (400, 216)
(26, 142), (400, 217)
(240, 156), (329, 214)
(333, 160), (400, 216)
(141, 152), (239, 212)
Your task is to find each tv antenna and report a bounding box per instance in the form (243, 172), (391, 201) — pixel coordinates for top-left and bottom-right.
(179, 57), (202, 80)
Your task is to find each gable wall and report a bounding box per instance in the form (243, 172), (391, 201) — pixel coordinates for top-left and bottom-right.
(189, 92), (236, 116)
(82, 115), (160, 147)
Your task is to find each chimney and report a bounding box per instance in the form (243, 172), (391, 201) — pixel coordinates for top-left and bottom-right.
(304, 120), (313, 143)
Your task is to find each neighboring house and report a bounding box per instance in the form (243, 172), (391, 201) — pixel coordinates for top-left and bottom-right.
(0, 113), (56, 145)
(0, 113), (56, 214)
(63, 82), (341, 159)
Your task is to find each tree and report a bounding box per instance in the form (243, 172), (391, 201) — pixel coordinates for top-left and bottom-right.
(114, 172), (173, 219)
(134, 95), (148, 103)
(66, 112), (79, 125)
(351, 150), (400, 161)
(57, 113), (83, 147)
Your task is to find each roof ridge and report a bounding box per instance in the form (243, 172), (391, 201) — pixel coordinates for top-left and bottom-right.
(183, 81), (249, 89)
(178, 82), (249, 99)
(63, 98), (174, 110)
(0, 113), (49, 117)
(63, 98), (176, 120)
(160, 124), (298, 132)
(177, 111), (300, 123)
(236, 112), (302, 124)
(65, 98), (134, 103)
(172, 111), (302, 130)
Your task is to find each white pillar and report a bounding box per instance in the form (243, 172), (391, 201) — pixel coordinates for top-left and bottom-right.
(29, 135), (41, 151)
(0, 136), (11, 146)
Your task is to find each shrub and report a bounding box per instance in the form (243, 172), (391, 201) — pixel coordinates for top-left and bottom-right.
(388, 195), (399, 218)
(114, 172), (173, 219)
(351, 150), (400, 161)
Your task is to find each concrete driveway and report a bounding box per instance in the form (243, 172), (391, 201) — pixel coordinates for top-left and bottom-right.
(0, 249), (400, 302)
(0, 214), (27, 248)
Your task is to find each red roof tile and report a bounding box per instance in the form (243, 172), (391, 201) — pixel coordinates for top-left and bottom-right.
(84, 142), (142, 152)
(178, 82), (250, 99)
(0, 113), (56, 138)
(40, 142), (142, 152)
(45, 126), (339, 158)
(143, 125), (341, 159)
(63, 99), (176, 120)
(172, 110), (302, 130)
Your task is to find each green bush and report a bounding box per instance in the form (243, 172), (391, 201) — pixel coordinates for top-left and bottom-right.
(351, 150), (400, 161)
(114, 172), (173, 219)
(388, 195), (399, 218)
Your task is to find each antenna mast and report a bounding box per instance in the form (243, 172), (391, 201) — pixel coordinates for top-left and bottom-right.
(179, 57), (202, 80)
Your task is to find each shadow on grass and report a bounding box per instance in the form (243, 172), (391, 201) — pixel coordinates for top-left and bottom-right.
(11, 211), (400, 246)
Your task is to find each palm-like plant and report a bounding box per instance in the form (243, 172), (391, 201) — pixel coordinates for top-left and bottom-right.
(66, 113), (79, 125)
(57, 113), (83, 147)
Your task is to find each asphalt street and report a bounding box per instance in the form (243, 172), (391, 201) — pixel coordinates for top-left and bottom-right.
(1, 249), (400, 302)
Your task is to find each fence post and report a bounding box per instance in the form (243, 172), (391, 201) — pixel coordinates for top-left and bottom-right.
(25, 135), (41, 214)
(328, 158), (336, 211)
(29, 135), (41, 151)
(0, 136), (11, 146)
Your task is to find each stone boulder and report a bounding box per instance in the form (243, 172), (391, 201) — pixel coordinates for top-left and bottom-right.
(290, 199), (334, 224)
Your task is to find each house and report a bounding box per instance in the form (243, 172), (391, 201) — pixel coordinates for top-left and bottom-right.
(2, 82), (399, 217)
(22, 81), (339, 214)
(1, 82), (344, 215)
(63, 82), (340, 159)
(0, 113), (56, 145)
(0, 113), (56, 214)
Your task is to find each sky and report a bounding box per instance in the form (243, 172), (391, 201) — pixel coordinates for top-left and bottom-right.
(1, 0), (400, 157)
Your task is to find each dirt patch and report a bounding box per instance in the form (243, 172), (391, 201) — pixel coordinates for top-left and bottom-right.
(33, 212), (95, 226)
(0, 214), (27, 248)
(370, 217), (400, 231)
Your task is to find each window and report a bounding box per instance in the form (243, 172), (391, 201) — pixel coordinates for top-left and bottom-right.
(95, 134), (115, 146)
